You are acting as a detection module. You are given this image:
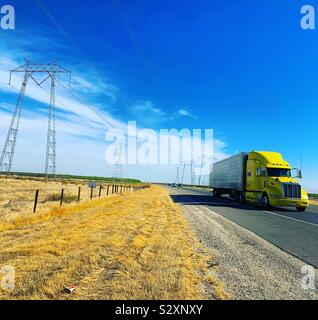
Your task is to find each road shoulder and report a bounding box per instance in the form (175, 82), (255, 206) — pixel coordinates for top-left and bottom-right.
(180, 203), (318, 300)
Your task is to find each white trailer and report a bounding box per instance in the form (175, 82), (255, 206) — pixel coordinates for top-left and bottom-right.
(210, 152), (248, 201)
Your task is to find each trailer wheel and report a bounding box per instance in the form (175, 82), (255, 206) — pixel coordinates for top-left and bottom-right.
(261, 192), (270, 209)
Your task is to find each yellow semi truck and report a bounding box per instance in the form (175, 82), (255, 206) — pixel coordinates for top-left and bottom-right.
(210, 151), (309, 211)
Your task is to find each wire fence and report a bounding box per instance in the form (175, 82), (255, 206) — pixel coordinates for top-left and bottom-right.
(32, 184), (147, 212)
(0, 178), (149, 217)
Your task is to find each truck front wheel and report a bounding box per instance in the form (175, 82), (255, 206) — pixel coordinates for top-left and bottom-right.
(261, 193), (270, 209)
(296, 206), (306, 212)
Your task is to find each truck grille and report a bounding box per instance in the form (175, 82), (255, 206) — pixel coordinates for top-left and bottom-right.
(282, 183), (301, 199)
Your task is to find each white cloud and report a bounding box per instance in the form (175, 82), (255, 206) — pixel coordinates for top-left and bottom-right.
(130, 100), (168, 125)
(178, 109), (190, 116)
(130, 102), (199, 125)
(71, 74), (118, 101)
(0, 29), (229, 183)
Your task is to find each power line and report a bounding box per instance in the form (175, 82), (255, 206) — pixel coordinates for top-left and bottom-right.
(36, 80), (97, 132)
(7, 81), (89, 138)
(57, 79), (116, 129)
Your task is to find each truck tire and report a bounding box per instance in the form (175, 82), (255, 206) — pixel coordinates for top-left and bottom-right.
(296, 207), (306, 212)
(261, 192), (270, 209)
(235, 191), (244, 203)
(238, 192), (245, 204)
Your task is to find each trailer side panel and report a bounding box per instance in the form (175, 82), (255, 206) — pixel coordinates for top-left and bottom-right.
(210, 152), (248, 191)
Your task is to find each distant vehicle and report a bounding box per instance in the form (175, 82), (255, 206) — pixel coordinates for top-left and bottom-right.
(210, 151), (309, 212)
(170, 183), (182, 187)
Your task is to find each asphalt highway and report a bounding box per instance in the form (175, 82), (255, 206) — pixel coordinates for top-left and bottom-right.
(168, 187), (318, 268)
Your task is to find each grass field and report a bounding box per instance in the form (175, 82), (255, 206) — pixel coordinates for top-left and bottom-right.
(1, 172), (142, 184)
(309, 194), (318, 205)
(0, 175), (147, 221)
(0, 180), (228, 300)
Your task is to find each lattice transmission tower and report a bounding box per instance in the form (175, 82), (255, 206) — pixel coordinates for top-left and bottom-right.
(0, 60), (71, 178)
(112, 142), (124, 179)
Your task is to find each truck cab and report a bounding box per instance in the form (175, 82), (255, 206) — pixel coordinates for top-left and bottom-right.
(245, 152), (309, 211)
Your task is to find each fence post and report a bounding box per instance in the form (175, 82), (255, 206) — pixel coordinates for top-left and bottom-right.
(99, 185), (102, 197)
(77, 186), (81, 203)
(107, 185), (110, 196)
(90, 187), (94, 199)
(60, 189), (64, 206)
(33, 190), (39, 213)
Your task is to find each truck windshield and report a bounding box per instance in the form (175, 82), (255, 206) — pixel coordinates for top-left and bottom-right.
(267, 168), (291, 177)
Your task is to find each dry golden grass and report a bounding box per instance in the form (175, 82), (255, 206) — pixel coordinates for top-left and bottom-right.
(0, 182), (229, 300)
(0, 175), (131, 222)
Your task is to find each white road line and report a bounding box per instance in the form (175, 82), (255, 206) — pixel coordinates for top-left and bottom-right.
(305, 210), (318, 214)
(261, 210), (318, 228)
(204, 204), (318, 228)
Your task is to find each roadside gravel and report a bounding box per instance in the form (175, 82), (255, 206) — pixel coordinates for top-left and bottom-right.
(181, 204), (318, 300)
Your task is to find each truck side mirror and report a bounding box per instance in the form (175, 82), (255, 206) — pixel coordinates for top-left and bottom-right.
(297, 169), (302, 179)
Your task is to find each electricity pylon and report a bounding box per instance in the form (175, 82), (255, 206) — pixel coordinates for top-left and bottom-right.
(190, 161), (195, 185)
(180, 163), (186, 185)
(198, 155), (213, 186)
(0, 60), (71, 178)
(112, 142), (124, 179)
(175, 165), (180, 184)
(0, 72), (29, 172)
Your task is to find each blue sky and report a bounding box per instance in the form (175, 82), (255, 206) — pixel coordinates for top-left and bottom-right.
(0, 0), (317, 191)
